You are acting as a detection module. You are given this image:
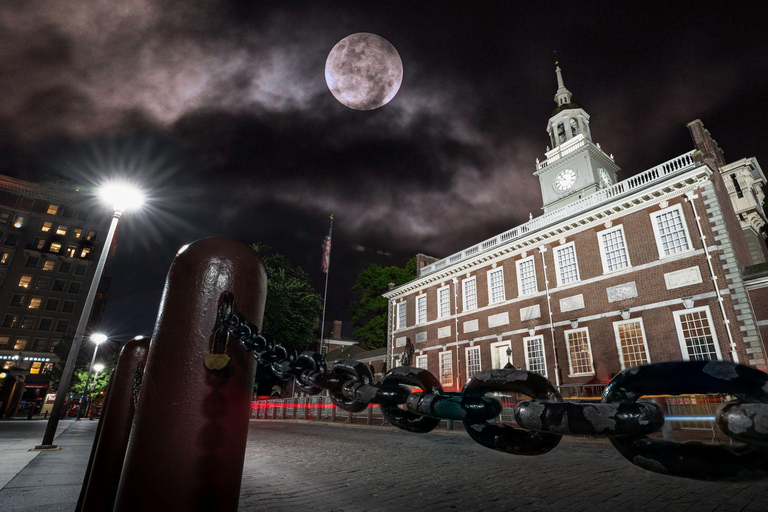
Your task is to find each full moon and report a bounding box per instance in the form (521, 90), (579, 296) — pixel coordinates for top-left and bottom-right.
(325, 33), (403, 110)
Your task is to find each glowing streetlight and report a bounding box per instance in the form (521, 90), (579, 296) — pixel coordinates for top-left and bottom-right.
(39, 182), (145, 448)
(77, 333), (108, 421)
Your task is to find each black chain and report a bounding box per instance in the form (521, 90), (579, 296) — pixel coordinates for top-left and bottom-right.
(221, 307), (768, 482)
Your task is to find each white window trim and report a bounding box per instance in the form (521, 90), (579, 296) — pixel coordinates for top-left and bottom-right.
(650, 203), (694, 260)
(564, 327), (595, 377)
(462, 276), (478, 312)
(415, 354), (428, 369)
(613, 318), (651, 370)
(396, 302), (407, 331)
(438, 350), (453, 387)
(415, 294), (427, 325)
(673, 305), (723, 361)
(490, 339), (512, 369)
(597, 224), (632, 274)
(465, 346), (482, 380)
(523, 335), (547, 377)
(516, 255), (537, 297)
(553, 241), (581, 287)
(486, 267), (506, 305)
(437, 285), (451, 319)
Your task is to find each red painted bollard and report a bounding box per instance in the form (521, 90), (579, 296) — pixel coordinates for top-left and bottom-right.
(114, 238), (266, 512)
(79, 337), (150, 512)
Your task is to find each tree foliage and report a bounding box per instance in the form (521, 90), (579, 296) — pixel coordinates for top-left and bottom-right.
(251, 243), (323, 352)
(348, 258), (417, 349)
(70, 364), (112, 396)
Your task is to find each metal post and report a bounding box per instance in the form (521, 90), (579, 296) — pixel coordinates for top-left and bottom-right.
(113, 238), (266, 512)
(367, 405), (372, 425)
(38, 211), (121, 448)
(76, 369), (114, 512)
(77, 345), (100, 420)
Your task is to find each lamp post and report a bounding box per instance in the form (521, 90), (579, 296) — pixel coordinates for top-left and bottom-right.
(77, 333), (107, 421)
(37, 182), (144, 449)
(86, 363), (105, 419)
(503, 347), (514, 370)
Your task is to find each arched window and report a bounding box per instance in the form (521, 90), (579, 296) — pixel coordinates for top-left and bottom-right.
(570, 118), (579, 137)
(557, 123), (566, 143)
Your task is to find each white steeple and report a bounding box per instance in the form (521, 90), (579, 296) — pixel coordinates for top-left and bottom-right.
(554, 65), (572, 106)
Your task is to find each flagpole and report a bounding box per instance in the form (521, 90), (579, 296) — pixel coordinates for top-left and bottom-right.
(319, 214), (333, 354)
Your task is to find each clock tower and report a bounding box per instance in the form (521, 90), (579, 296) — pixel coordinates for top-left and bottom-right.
(534, 65), (621, 212)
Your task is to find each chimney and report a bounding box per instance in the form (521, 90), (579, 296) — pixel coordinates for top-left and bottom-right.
(333, 320), (342, 339)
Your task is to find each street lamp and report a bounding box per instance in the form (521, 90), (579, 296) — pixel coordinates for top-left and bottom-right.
(87, 363), (105, 420)
(38, 182), (145, 449)
(76, 333), (108, 421)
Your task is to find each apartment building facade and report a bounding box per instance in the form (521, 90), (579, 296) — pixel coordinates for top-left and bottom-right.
(383, 67), (768, 395)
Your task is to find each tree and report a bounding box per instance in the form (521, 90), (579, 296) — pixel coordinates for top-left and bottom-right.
(348, 258), (417, 349)
(251, 243), (323, 352)
(71, 364), (112, 396)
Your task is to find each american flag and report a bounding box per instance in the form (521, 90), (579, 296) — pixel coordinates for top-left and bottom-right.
(321, 229), (332, 273)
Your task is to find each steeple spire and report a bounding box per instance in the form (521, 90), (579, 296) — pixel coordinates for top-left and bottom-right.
(554, 64), (573, 106)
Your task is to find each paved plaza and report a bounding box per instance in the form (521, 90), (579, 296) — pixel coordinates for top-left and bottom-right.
(0, 419), (766, 511)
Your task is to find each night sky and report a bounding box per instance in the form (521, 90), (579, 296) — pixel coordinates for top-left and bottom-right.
(1, 1), (767, 343)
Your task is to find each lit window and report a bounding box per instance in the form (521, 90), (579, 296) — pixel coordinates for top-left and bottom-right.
(466, 346), (482, 380)
(55, 320), (69, 333)
(0, 336), (8, 348)
(13, 338), (28, 350)
(28, 297), (42, 309)
(30, 362), (42, 374)
(35, 238), (46, 250)
(42, 260), (55, 271)
(10, 294), (24, 307)
(439, 351), (453, 387)
(674, 306), (721, 361)
(0, 252), (10, 265)
(614, 319), (650, 369)
(415, 355), (428, 369)
(516, 256), (537, 296)
(86, 230), (97, 241)
(487, 268), (505, 304)
(416, 295), (427, 324)
(565, 328), (594, 376)
(56, 225), (68, 235)
(2, 361), (13, 370)
(554, 242), (580, 286)
(524, 336), (547, 376)
(41, 221), (53, 232)
(66, 245), (77, 258)
(81, 247), (91, 258)
(20, 316), (35, 329)
(2, 314), (18, 328)
(651, 205), (691, 258)
(45, 299), (59, 311)
(73, 228), (83, 239)
(462, 277), (477, 311)
(68, 282), (82, 294)
(397, 302), (407, 330)
(38, 318), (53, 331)
(49, 242), (61, 253)
(598, 225), (631, 273)
(18, 275), (32, 288)
(438, 286), (451, 318)
(47, 204), (59, 215)
(13, 215), (26, 228)
(36, 277), (49, 290)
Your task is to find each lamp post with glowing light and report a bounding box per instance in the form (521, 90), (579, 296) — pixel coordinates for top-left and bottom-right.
(87, 362), (105, 419)
(76, 333), (107, 420)
(38, 183), (144, 449)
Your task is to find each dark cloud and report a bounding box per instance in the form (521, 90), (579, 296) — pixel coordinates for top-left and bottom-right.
(0, 1), (767, 335)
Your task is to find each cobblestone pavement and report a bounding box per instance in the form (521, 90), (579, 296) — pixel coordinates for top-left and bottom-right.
(240, 421), (768, 512)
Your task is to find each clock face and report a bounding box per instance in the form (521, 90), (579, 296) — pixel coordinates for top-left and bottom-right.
(599, 168), (612, 187)
(554, 169), (577, 192)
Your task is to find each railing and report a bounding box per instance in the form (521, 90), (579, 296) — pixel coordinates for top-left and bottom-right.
(420, 151), (697, 277)
(536, 137), (588, 170)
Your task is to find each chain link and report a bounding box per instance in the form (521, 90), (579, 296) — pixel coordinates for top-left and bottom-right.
(220, 305), (768, 482)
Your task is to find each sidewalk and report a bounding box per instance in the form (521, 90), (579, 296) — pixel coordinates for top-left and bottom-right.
(0, 420), (95, 512)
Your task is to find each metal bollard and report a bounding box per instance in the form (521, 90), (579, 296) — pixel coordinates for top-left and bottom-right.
(76, 369), (114, 512)
(113, 238), (266, 512)
(79, 339), (149, 512)
(367, 405), (372, 425)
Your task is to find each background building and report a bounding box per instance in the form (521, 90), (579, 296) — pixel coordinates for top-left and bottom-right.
(0, 174), (111, 417)
(384, 67), (768, 396)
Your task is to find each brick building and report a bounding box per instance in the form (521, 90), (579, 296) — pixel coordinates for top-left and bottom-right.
(383, 66), (768, 395)
(0, 173), (111, 416)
